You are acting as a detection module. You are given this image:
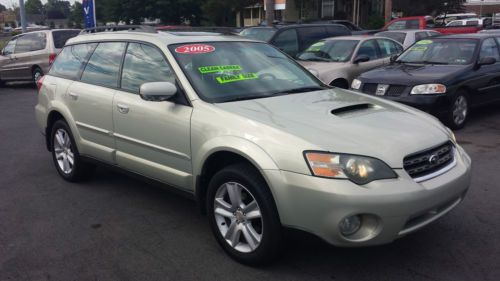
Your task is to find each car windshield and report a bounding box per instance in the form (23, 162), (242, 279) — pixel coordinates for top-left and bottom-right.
(397, 38), (478, 65)
(376, 32), (406, 44)
(239, 28), (276, 41)
(169, 42), (325, 103)
(297, 40), (359, 62)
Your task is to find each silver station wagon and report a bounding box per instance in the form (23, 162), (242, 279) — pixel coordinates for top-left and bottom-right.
(35, 27), (472, 265)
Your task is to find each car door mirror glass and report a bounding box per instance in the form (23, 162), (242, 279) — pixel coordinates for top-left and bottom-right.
(353, 55), (370, 64)
(478, 57), (496, 66)
(140, 82), (178, 102)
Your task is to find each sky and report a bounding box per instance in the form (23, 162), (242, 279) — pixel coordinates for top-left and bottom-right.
(1, 0), (79, 9)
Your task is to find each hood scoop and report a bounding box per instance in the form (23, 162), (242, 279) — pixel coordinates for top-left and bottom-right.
(330, 103), (380, 118)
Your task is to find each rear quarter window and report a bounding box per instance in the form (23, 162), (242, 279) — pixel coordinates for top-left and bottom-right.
(49, 43), (97, 80)
(52, 30), (81, 49)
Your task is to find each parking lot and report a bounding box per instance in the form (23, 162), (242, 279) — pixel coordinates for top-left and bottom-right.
(0, 84), (499, 281)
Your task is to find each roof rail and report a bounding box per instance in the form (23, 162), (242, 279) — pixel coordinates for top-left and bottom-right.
(80, 25), (157, 34)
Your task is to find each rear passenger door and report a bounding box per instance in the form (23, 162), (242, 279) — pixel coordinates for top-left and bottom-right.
(475, 38), (500, 103)
(65, 42), (126, 164)
(112, 43), (193, 190)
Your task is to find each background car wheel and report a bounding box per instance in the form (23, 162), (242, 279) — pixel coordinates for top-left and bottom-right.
(447, 91), (469, 130)
(32, 67), (44, 84)
(330, 79), (349, 89)
(206, 163), (283, 265)
(50, 120), (95, 182)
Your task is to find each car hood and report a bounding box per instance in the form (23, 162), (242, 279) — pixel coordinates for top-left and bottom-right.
(359, 63), (467, 85)
(298, 61), (349, 83)
(215, 89), (450, 168)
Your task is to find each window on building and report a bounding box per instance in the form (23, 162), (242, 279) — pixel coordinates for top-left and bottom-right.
(81, 42), (126, 88)
(321, 0), (335, 18)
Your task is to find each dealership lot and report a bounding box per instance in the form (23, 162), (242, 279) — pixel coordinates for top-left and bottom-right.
(0, 85), (499, 281)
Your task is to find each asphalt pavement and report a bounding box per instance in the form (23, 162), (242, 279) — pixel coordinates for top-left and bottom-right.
(0, 84), (499, 281)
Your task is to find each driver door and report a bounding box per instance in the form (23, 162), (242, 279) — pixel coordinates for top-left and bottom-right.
(351, 39), (384, 78)
(0, 37), (18, 80)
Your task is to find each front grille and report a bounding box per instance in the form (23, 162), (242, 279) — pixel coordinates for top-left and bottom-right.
(386, 85), (407, 96)
(362, 84), (407, 96)
(403, 141), (455, 180)
(362, 83), (377, 95)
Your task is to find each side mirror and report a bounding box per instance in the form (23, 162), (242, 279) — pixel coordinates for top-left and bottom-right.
(353, 54), (370, 64)
(477, 57), (496, 66)
(390, 54), (399, 63)
(139, 82), (178, 102)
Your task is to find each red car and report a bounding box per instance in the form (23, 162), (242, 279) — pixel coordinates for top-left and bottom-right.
(384, 16), (481, 34)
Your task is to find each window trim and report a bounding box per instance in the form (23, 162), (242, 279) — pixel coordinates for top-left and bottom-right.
(48, 42), (98, 81)
(355, 39), (382, 62)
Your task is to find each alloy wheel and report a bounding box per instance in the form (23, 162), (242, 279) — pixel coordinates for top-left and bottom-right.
(213, 182), (263, 253)
(453, 95), (468, 126)
(53, 128), (74, 174)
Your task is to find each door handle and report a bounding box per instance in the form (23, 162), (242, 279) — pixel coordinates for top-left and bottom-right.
(68, 92), (78, 100)
(117, 104), (129, 114)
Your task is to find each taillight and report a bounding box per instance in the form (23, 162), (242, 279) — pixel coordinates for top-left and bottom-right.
(49, 53), (57, 66)
(37, 75), (45, 92)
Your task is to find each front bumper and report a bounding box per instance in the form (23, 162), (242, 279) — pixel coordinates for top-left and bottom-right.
(381, 94), (450, 116)
(263, 145), (471, 247)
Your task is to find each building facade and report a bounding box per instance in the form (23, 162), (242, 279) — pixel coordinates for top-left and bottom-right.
(238, 0), (386, 28)
(465, 0), (500, 16)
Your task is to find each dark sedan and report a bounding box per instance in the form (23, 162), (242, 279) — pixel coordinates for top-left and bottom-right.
(351, 34), (500, 129)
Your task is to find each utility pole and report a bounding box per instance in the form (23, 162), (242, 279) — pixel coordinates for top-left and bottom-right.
(384, 0), (392, 24)
(266, 0), (275, 26)
(19, 0), (27, 33)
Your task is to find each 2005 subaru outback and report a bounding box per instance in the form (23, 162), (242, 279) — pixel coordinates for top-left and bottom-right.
(35, 27), (472, 265)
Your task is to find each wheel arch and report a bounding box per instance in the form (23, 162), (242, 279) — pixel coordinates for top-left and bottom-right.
(330, 78), (349, 89)
(45, 104), (78, 152)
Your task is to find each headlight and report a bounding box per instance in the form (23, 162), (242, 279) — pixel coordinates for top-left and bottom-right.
(410, 84), (446, 95)
(304, 152), (397, 185)
(351, 79), (362, 90)
(446, 127), (457, 143)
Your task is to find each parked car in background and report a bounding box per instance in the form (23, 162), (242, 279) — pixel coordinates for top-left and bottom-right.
(0, 29), (80, 86)
(239, 24), (351, 57)
(384, 16), (482, 34)
(298, 36), (403, 88)
(446, 18), (492, 27)
(435, 13), (478, 25)
(309, 20), (380, 35)
(351, 34), (500, 129)
(375, 29), (441, 49)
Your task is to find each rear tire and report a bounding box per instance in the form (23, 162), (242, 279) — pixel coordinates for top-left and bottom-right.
(206, 163), (283, 265)
(32, 67), (43, 85)
(50, 120), (95, 182)
(330, 79), (349, 89)
(446, 90), (469, 130)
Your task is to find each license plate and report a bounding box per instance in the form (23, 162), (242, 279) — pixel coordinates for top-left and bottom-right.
(376, 84), (389, 96)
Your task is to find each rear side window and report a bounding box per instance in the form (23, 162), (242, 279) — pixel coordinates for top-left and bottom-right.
(52, 30), (80, 49)
(415, 32), (429, 42)
(387, 21), (407, 30)
(273, 29), (299, 56)
(298, 27), (329, 50)
(377, 39), (402, 57)
(81, 42), (127, 88)
(121, 43), (175, 92)
(49, 43), (97, 80)
(376, 32), (406, 44)
(14, 32), (46, 53)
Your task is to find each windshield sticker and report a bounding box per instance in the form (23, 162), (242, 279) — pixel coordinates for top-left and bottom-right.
(307, 42), (325, 51)
(216, 73), (258, 84)
(199, 65), (242, 74)
(175, 44), (215, 54)
(410, 46), (428, 52)
(417, 40), (433, 45)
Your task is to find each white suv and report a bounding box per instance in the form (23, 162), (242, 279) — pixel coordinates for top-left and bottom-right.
(35, 27), (472, 265)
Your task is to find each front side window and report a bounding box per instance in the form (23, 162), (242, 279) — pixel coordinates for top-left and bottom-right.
(398, 39), (478, 65)
(480, 38), (500, 61)
(169, 42), (323, 103)
(357, 40), (380, 60)
(273, 29), (299, 56)
(2, 38), (17, 55)
(297, 39), (359, 62)
(81, 42), (126, 88)
(121, 43), (175, 92)
(15, 32), (47, 53)
(49, 43), (97, 80)
(376, 31), (406, 44)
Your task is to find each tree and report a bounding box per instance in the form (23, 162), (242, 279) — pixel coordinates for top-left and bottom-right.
(393, 0), (465, 17)
(25, 0), (44, 15)
(202, 0), (254, 26)
(0, 3), (7, 12)
(45, 0), (71, 19)
(69, 2), (83, 25)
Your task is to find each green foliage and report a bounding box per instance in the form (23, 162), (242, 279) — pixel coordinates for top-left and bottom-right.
(201, 0), (254, 26)
(0, 3), (7, 12)
(366, 15), (385, 29)
(393, 0), (465, 16)
(69, 2), (83, 25)
(25, 0), (44, 15)
(45, 0), (71, 19)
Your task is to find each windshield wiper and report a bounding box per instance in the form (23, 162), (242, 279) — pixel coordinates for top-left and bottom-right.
(304, 57), (332, 62)
(269, 86), (328, 96)
(408, 61), (449, 65)
(222, 95), (268, 103)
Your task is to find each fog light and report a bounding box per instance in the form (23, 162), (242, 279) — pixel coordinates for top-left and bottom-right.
(339, 215), (361, 236)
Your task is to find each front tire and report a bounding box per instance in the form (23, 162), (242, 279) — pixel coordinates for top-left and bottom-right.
(50, 120), (95, 182)
(447, 91), (469, 130)
(206, 163), (283, 265)
(32, 67), (43, 85)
